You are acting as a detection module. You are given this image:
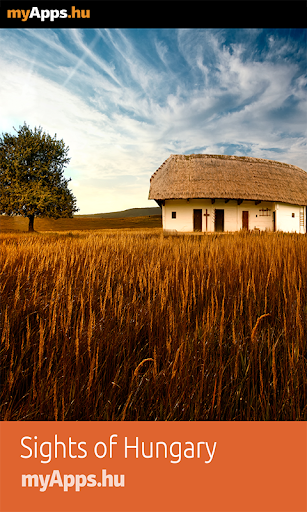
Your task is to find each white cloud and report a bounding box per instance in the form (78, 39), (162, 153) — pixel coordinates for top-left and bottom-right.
(0, 28), (306, 213)
(0, 50), (162, 212)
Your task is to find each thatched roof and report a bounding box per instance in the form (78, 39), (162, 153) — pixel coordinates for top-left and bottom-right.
(149, 154), (307, 206)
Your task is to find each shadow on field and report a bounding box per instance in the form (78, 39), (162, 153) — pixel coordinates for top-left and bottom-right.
(0, 214), (162, 232)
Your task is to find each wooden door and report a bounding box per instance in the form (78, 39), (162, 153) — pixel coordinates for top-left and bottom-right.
(193, 209), (202, 232)
(215, 210), (224, 232)
(242, 211), (249, 230)
(273, 211), (276, 232)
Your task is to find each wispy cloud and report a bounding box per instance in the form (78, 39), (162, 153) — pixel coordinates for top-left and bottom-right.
(65, 29), (121, 87)
(0, 28), (305, 213)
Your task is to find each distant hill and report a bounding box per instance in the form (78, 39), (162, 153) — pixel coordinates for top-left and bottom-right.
(0, 207), (162, 232)
(75, 207), (162, 219)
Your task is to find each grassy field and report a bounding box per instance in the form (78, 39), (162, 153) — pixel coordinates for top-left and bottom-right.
(0, 214), (162, 232)
(1, 228), (306, 421)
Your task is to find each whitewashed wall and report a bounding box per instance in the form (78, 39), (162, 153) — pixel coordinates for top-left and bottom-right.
(162, 199), (306, 233)
(276, 203), (306, 234)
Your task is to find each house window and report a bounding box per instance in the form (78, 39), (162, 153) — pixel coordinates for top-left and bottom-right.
(259, 208), (271, 216)
(292, 213), (295, 218)
(172, 212), (176, 219)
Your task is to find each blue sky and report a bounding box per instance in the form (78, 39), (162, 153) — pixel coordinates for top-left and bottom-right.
(0, 28), (306, 214)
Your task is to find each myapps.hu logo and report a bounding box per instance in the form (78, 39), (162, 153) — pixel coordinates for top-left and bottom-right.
(7, 6), (90, 22)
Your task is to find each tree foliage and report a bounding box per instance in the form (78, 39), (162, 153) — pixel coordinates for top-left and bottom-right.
(0, 123), (78, 231)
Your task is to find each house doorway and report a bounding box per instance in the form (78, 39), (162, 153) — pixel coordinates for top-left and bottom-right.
(273, 211), (276, 232)
(242, 211), (249, 230)
(215, 209), (224, 232)
(193, 209), (202, 231)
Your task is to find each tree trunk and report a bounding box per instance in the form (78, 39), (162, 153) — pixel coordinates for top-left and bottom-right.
(28, 214), (35, 232)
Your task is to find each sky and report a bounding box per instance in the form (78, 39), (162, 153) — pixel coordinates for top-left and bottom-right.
(0, 28), (306, 214)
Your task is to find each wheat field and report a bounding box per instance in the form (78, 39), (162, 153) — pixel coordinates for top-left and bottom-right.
(1, 229), (306, 421)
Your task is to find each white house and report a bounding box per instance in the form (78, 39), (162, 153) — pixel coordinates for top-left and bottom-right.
(148, 154), (307, 234)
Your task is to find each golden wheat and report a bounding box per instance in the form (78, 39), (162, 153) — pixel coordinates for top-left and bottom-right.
(0, 229), (306, 420)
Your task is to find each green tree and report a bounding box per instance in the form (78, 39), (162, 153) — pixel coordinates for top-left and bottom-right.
(0, 122), (78, 231)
